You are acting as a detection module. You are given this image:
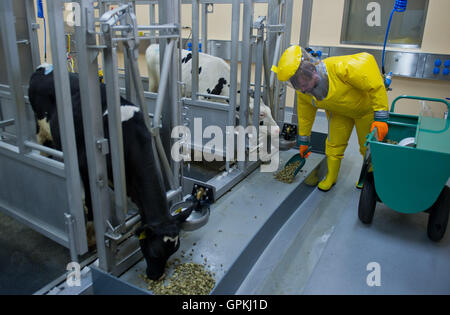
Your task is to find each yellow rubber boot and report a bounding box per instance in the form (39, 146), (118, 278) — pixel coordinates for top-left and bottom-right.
(318, 157), (341, 191)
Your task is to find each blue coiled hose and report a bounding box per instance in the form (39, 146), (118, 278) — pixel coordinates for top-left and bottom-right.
(382, 0), (407, 74)
(394, 0), (408, 12)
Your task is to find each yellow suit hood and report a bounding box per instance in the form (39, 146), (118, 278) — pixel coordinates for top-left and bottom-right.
(297, 52), (388, 137)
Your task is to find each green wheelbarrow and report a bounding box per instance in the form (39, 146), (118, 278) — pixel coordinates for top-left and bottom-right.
(358, 96), (450, 242)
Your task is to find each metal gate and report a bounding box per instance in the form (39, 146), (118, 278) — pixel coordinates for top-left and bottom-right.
(0, 0), (88, 259)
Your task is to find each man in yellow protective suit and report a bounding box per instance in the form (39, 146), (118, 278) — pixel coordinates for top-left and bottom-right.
(272, 46), (389, 191)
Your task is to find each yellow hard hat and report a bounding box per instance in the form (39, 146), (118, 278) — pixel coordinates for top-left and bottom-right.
(271, 45), (302, 82)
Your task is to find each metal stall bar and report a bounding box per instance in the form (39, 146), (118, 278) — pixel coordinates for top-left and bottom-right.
(0, 0), (31, 154)
(149, 1), (157, 45)
(156, 0), (182, 196)
(75, 0), (116, 272)
(269, 34), (282, 119)
(226, 0), (240, 170)
(100, 4), (130, 224)
(126, 47), (150, 129)
(0, 101), (5, 138)
(266, 0), (286, 123)
(46, 0), (89, 258)
(299, 0), (313, 48)
(23, 140), (64, 159)
(201, 3), (209, 54)
(277, 0), (293, 123)
(251, 16), (265, 132)
(123, 23), (137, 104)
(0, 118), (14, 128)
(237, 0), (254, 171)
(265, 0), (279, 113)
(121, 1), (142, 113)
(123, 5), (151, 131)
(292, 0), (313, 124)
(137, 24), (179, 31)
(262, 39), (273, 111)
(153, 39), (177, 191)
(24, 0), (41, 70)
(191, 0), (200, 102)
(169, 0), (183, 192)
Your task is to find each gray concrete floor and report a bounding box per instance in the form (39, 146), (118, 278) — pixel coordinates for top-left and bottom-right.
(0, 212), (71, 294)
(243, 113), (450, 294)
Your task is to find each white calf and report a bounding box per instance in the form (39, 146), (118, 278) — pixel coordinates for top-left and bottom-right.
(145, 44), (280, 136)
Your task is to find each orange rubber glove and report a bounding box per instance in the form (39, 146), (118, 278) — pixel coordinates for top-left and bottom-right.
(371, 121), (388, 141)
(300, 145), (311, 158)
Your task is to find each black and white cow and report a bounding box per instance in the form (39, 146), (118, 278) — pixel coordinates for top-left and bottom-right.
(145, 44), (280, 135)
(28, 64), (192, 280)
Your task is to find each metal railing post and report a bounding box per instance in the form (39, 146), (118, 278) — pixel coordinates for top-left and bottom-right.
(101, 14), (129, 224)
(46, 0), (88, 255)
(75, 0), (117, 271)
(238, 0), (255, 170)
(191, 0), (200, 101)
(226, 0), (241, 170)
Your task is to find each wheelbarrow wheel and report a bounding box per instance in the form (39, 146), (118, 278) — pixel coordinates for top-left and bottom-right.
(358, 172), (377, 224)
(427, 186), (450, 242)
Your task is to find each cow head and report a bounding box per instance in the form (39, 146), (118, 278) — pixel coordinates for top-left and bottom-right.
(235, 100), (280, 137)
(136, 208), (193, 281)
(253, 102), (280, 136)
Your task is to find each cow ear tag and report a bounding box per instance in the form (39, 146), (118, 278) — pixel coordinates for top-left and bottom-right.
(139, 230), (147, 240)
(174, 207), (182, 214)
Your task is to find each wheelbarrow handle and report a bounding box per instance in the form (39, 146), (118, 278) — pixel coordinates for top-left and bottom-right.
(357, 141), (373, 187)
(391, 95), (450, 119)
(365, 127), (379, 147)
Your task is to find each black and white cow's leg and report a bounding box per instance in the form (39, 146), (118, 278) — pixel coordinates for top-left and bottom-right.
(78, 158), (96, 249)
(36, 117), (55, 157)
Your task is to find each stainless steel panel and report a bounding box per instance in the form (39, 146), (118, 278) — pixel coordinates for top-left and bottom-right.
(314, 46), (450, 82)
(385, 52), (418, 77)
(207, 40), (257, 63)
(0, 152), (71, 248)
(181, 0), (269, 3)
(91, 267), (149, 295)
(422, 54), (450, 81)
(330, 47), (384, 66)
(183, 99), (231, 157)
